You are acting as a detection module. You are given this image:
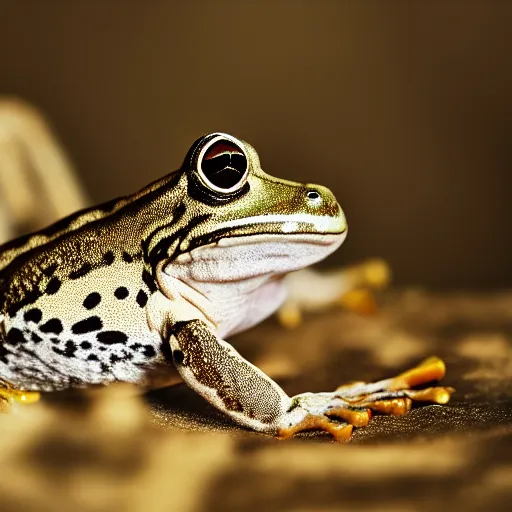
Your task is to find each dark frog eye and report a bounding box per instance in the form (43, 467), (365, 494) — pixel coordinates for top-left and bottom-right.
(197, 134), (248, 193)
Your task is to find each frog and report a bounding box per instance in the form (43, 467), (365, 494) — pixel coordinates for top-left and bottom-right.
(0, 132), (453, 440)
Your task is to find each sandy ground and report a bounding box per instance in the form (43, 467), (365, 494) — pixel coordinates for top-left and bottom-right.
(1, 290), (512, 512)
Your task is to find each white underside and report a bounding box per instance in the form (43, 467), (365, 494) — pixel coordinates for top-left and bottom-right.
(159, 231), (345, 338)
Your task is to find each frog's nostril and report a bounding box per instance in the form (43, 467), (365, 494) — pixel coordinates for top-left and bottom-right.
(306, 189), (321, 203)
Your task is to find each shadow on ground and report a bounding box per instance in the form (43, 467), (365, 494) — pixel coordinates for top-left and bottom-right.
(1, 290), (512, 511)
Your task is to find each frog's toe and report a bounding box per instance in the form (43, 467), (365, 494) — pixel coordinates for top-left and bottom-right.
(333, 357), (454, 418)
(364, 397), (413, 416)
(389, 356), (448, 390)
(276, 393), (373, 441)
(324, 404), (372, 427)
(0, 378), (40, 411)
(275, 358), (453, 441)
(334, 386), (454, 421)
(277, 414), (354, 442)
(276, 304), (303, 329)
(334, 357), (450, 397)
(0, 396), (11, 413)
(338, 288), (379, 315)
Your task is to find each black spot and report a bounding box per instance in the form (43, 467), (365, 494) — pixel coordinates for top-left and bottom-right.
(87, 354), (99, 361)
(80, 341), (92, 350)
(136, 290), (148, 308)
(51, 338), (60, 344)
(40, 318), (63, 335)
(100, 363), (110, 373)
(110, 354), (121, 363)
(42, 263), (58, 277)
(52, 340), (77, 358)
(103, 251), (115, 265)
(114, 287), (129, 300)
(45, 277), (61, 295)
(142, 269), (158, 293)
(173, 349), (184, 364)
(24, 308), (42, 324)
(0, 344), (9, 363)
(31, 332), (42, 343)
(122, 252), (133, 263)
(70, 263), (92, 280)
(83, 292), (101, 310)
(99, 346), (107, 351)
(130, 343), (142, 350)
(72, 316), (103, 335)
(147, 214), (214, 268)
(5, 328), (26, 346)
(96, 331), (128, 345)
(160, 341), (173, 362)
(143, 345), (156, 358)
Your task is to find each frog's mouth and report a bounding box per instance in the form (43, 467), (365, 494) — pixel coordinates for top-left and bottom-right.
(213, 212), (346, 235)
(182, 207), (347, 255)
(169, 228), (347, 284)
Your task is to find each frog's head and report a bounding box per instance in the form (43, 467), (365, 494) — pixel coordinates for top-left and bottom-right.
(150, 133), (346, 282)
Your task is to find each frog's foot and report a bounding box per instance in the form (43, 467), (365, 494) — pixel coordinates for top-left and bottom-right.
(277, 357), (454, 441)
(277, 287), (379, 328)
(0, 378), (40, 412)
(0, 396), (10, 413)
(337, 258), (391, 315)
(345, 258), (391, 290)
(277, 259), (392, 328)
(276, 304), (304, 329)
(338, 288), (379, 315)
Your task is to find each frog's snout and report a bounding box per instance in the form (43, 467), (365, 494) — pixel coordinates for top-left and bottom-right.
(303, 183), (347, 235)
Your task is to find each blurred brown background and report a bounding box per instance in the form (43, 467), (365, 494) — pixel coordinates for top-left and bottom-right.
(0, 0), (510, 289)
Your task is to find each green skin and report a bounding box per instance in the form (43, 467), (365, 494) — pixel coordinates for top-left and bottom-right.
(0, 133), (451, 440)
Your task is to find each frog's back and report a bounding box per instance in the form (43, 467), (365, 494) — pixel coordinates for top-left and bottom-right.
(0, 198), (122, 275)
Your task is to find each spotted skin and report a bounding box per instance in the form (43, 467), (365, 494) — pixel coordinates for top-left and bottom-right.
(0, 133), (452, 440)
(1, 259), (164, 390)
(170, 319), (284, 423)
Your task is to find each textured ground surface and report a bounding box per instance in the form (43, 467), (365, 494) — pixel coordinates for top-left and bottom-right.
(1, 290), (512, 512)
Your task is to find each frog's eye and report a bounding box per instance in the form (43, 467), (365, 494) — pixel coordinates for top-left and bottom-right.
(197, 135), (248, 193)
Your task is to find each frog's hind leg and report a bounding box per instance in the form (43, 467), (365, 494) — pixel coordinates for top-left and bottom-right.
(277, 259), (391, 328)
(0, 377), (40, 412)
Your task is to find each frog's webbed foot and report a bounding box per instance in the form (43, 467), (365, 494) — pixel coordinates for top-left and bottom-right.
(277, 357), (454, 441)
(0, 378), (40, 412)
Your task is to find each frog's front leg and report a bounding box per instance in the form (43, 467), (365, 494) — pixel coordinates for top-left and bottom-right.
(167, 319), (453, 441)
